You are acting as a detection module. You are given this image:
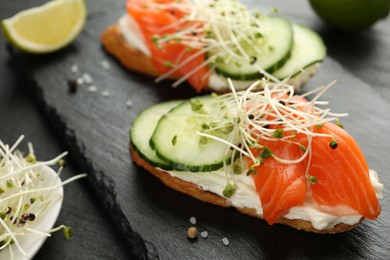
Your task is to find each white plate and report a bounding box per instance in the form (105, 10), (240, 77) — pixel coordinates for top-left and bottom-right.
(0, 165), (64, 260)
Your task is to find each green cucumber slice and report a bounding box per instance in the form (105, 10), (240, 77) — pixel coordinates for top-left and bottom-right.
(151, 96), (233, 172)
(273, 24), (326, 79)
(208, 15), (293, 81)
(130, 100), (183, 170)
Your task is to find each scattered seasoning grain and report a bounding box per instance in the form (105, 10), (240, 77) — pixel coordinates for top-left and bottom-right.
(187, 226), (198, 239)
(258, 72), (265, 79)
(102, 90), (110, 97)
(76, 77), (84, 85)
(28, 213), (36, 221)
(126, 100), (133, 109)
(67, 79), (78, 93)
(200, 231), (208, 239)
(21, 213), (28, 221)
(71, 64), (79, 73)
(101, 60), (111, 70)
(248, 114), (254, 120)
(82, 73), (93, 84)
(222, 237), (229, 246)
(88, 85), (97, 92)
(250, 56), (257, 65)
(279, 100), (286, 106)
(189, 216), (196, 225)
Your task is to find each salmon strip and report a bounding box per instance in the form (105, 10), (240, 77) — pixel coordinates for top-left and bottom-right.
(127, 0), (210, 91)
(307, 123), (380, 220)
(251, 122), (380, 224)
(252, 140), (307, 224)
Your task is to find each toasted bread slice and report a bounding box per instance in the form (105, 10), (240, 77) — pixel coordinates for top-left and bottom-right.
(101, 24), (160, 78)
(101, 24), (319, 93)
(130, 143), (362, 234)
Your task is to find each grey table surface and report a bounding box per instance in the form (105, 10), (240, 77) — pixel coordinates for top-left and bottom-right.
(1, 0), (389, 259)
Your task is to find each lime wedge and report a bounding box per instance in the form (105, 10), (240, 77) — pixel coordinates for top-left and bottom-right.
(2, 0), (87, 53)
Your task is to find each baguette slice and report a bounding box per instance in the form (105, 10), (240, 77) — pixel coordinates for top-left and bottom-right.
(101, 24), (160, 78)
(130, 142), (362, 234)
(101, 23), (319, 93)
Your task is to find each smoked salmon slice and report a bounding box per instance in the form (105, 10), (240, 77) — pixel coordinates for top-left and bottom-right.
(252, 140), (307, 224)
(252, 122), (380, 224)
(127, 0), (209, 91)
(306, 123), (380, 220)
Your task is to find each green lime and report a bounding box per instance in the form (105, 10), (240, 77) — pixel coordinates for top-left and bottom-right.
(2, 0), (87, 54)
(309, 0), (390, 31)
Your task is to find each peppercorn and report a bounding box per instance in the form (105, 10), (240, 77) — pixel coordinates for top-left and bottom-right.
(67, 79), (78, 93)
(28, 213), (36, 221)
(187, 226), (198, 240)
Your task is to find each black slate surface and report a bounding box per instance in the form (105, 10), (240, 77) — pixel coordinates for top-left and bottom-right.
(5, 0), (390, 259)
(0, 2), (131, 258)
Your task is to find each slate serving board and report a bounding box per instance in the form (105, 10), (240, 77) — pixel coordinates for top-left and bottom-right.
(9, 0), (390, 259)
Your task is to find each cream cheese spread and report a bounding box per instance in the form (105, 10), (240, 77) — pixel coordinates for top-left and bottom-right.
(118, 14), (260, 90)
(118, 15), (151, 56)
(162, 168), (383, 230)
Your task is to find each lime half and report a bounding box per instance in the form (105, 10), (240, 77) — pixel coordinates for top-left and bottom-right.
(309, 0), (390, 31)
(2, 0), (87, 53)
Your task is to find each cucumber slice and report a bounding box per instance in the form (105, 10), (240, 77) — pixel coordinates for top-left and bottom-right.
(208, 15), (293, 81)
(273, 24), (326, 79)
(130, 100), (182, 170)
(151, 96), (233, 172)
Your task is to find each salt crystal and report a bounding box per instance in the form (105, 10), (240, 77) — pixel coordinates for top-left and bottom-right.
(189, 217), (196, 225)
(71, 64), (79, 73)
(76, 78), (84, 85)
(222, 237), (229, 246)
(101, 60), (111, 70)
(126, 100), (133, 108)
(102, 90), (110, 97)
(200, 231), (208, 239)
(88, 85), (97, 92)
(83, 73), (93, 84)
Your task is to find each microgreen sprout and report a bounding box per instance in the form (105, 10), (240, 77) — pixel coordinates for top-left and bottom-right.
(192, 78), (347, 196)
(308, 175), (318, 185)
(330, 140), (338, 149)
(151, 0), (283, 87)
(222, 183), (237, 198)
(0, 136), (86, 258)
